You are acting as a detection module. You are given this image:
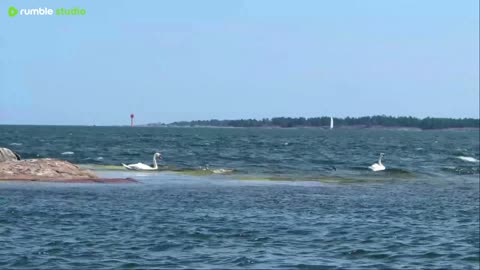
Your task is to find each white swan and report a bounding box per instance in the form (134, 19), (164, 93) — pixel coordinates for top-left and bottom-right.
(369, 153), (385, 171)
(122, 153), (162, 171)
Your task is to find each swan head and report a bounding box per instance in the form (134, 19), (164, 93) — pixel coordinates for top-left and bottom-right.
(378, 153), (385, 163)
(154, 152), (162, 159)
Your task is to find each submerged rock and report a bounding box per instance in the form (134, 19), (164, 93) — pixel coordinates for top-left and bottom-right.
(0, 147), (21, 162)
(0, 158), (136, 183)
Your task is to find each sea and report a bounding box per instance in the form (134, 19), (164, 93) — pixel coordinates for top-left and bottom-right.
(0, 126), (479, 269)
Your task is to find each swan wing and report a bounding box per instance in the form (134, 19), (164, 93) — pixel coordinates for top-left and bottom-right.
(135, 163), (153, 170)
(126, 163), (154, 170)
(369, 163), (385, 172)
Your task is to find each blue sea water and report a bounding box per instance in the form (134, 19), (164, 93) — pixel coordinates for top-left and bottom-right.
(0, 126), (479, 269)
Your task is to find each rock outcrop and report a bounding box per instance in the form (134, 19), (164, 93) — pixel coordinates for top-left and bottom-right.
(0, 147), (21, 162)
(0, 158), (136, 183)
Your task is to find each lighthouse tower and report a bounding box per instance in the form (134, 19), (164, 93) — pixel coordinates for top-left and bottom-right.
(130, 114), (135, 127)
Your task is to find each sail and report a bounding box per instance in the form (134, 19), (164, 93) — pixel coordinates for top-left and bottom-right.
(330, 117), (334, 129)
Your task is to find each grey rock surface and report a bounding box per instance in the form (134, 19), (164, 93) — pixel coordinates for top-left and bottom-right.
(0, 158), (98, 180)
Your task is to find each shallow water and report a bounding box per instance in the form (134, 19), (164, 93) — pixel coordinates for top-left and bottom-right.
(0, 174), (478, 269)
(2, 126), (479, 179)
(0, 126), (479, 269)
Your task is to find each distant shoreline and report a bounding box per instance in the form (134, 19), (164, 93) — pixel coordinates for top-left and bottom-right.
(140, 125), (479, 131)
(144, 115), (479, 130)
(1, 115), (479, 130)
(0, 124), (478, 131)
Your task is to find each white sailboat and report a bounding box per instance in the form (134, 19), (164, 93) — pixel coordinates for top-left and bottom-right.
(330, 117), (334, 129)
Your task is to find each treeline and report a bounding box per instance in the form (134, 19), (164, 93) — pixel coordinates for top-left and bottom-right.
(149, 116), (479, 129)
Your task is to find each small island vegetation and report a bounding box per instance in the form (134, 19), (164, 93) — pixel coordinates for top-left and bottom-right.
(147, 116), (479, 130)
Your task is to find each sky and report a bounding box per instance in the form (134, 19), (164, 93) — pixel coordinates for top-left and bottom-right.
(0, 0), (478, 125)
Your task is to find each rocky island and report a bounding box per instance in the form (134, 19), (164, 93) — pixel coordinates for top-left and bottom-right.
(0, 147), (136, 183)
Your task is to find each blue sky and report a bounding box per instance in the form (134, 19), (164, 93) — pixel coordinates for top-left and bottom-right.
(0, 0), (478, 125)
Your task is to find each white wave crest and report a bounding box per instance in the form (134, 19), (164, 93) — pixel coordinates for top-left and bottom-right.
(61, 151), (75, 155)
(457, 156), (479, 163)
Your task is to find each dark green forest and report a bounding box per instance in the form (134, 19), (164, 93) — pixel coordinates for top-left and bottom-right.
(147, 116), (479, 129)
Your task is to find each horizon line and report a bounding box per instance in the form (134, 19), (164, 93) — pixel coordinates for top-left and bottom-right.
(1, 114), (479, 127)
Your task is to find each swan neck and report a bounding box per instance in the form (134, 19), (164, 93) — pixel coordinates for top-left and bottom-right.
(153, 155), (158, 169)
(378, 155), (383, 165)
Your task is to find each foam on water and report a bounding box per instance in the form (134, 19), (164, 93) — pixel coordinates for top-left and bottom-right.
(211, 168), (234, 174)
(457, 156), (480, 163)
